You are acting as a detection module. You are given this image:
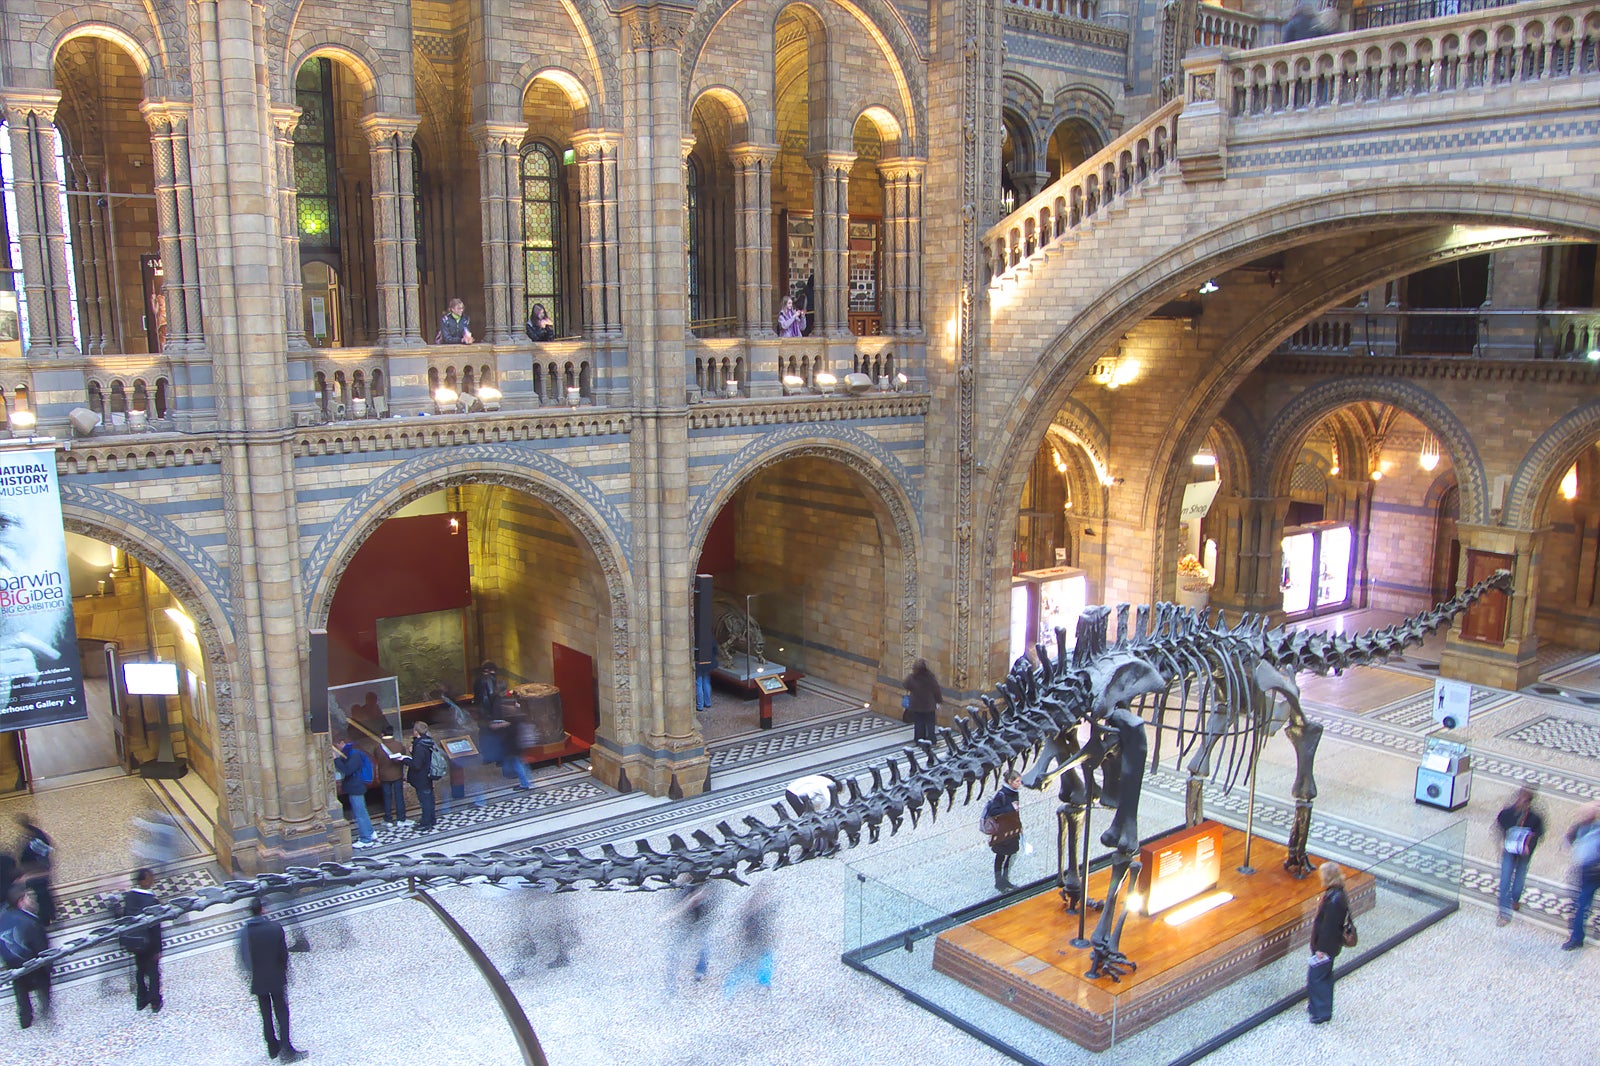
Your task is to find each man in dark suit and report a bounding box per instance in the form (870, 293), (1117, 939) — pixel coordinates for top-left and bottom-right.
(0, 883), (50, 1029)
(116, 867), (163, 1012)
(240, 898), (304, 1061)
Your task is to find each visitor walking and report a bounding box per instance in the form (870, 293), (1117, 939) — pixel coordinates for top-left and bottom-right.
(239, 897), (304, 1061)
(665, 883), (715, 993)
(1494, 786), (1545, 924)
(902, 659), (943, 744)
(0, 883), (50, 1029)
(723, 881), (777, 996)
(1307, 861), (1350, 1024)
(114, 867), (164, 1012)
(14, 814), (55, 927)
(982, 770), (1025, 893)
(1561, 801), (1600, 951)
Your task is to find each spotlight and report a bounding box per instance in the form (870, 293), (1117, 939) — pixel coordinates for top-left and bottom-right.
(781, 374), (805, 395)
(814, 372), (838, 394)
(1587, 349), (1600, 362)
(894, 372), (909, 390)
(1192, 448), (1217, 466)
(477, 386), (502, 412)
(433, 387), (460, 413)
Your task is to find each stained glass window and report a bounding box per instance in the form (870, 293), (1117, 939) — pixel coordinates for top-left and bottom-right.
(686, 157), (700, 326)
(521, 142), (561, 333)
(293, 59), (338, 249)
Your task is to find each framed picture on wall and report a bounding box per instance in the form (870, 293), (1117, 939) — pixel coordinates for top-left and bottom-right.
(375, 608), (468, 705)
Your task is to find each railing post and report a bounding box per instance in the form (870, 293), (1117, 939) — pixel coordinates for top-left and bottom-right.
(1177, 49), (1229, 182)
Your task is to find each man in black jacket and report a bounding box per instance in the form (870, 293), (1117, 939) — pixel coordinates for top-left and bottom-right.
(403, 720), (439, 831)
(117, 867), (163, 1012)
(240, 897), (303, 1061)
(0, 883), (50, 1028)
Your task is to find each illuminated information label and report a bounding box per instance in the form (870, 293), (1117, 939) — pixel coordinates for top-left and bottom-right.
(1136, 821), (1226, 916)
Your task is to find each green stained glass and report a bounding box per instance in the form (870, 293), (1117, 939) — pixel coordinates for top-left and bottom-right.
(295, 146), (329, 195)
(526, 251), (555, 292)
(298, 198), (336, 246)
(524, 201), (553, 243)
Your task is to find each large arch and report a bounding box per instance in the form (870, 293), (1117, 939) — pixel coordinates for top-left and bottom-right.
(1503, 397), (1600, 530)
(282, 38), (387, 109)
(516, 65), (600, 130)
(981, 183), (1600, 610)
(40, 15), (166, 89)
(687, 425), (923, 678)
(56, 486), (245, 818)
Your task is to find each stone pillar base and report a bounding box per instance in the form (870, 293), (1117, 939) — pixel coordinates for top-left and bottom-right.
(222, 824), (345, 875)
(591, 746), (711, 799)
(1439, 634), (1540, 691)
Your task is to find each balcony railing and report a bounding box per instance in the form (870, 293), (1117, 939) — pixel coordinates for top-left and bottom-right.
(1278, 307), (1600, 360)
(1005, 0), (1099, 19)
(1196, 3), (1263, 49)
(1352, 0), (1522, 31)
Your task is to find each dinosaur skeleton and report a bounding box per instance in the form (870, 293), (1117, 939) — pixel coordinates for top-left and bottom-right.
(0, 570), (1510, 988)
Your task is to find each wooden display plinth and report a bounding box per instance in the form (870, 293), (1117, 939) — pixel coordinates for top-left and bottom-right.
(931, 828), (1374, 1052)
(709, 665), (804, 729)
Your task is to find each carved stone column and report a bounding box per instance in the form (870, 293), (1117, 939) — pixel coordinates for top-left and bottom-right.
(143, 101), (205, 351)
(3, 91), (79, 355)
(809, 151), (854, 338)
(878, 156), (925, 336)
(269, 106), (308, 350)
(1208, 495), (1291, 616)
(472, 122), (526, 343)
(64, 157), (111, 355)
(571, 129), (623, 338)
(1439, 524), (1543, 691)
(729, 143), (778, 338)
(361, 115), (423, 346)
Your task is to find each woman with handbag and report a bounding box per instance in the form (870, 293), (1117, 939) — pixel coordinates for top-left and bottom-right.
(902, 659), (942, 743)
(1307, 861), (1353, 1025)
(982, 771), (1025, 893)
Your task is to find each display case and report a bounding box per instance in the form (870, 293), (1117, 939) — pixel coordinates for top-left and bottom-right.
(1280, 521), (1353, 618)
(1010, 566), (1088, 662)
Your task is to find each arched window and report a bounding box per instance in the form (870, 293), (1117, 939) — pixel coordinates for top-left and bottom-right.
(294, 60), (338, 249)
(412, 142), (427, 277)
(521, 142), (563, 335)
(686, 156), (700, 326)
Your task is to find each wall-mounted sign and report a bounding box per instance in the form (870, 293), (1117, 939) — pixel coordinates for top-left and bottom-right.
(1180, 480), (1222, 523)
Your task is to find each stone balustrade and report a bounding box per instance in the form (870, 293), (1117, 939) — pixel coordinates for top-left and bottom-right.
(1277, 307), (1600, 360)
(1224, 0), (1600, 119)
(1196, 2), (1263, 49)
(1004, 0), (1098, 20)
(984, 99), (1184, 283)
(687, 333), (923, 401)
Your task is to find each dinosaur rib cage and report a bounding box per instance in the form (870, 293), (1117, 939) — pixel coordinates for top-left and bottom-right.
(1, 570), (1511, 985)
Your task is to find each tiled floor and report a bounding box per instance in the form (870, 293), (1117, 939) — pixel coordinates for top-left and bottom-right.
(7, 644), (1600, 1065)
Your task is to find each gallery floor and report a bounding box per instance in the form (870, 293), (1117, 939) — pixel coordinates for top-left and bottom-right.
(2, 623), (1598, 1065)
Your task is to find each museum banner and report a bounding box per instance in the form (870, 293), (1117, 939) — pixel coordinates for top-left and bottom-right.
(0, 447), (88, 732)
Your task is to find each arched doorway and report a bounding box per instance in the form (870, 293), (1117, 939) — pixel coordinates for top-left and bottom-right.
(693, 451), (916, 737)
(322, 483), (614, 810)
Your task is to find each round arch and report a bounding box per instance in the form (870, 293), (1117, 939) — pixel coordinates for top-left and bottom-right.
(519, 65), (598, 130)
(687, 427), (923, 678)
(1050, 84), (1118, 146)
(854, 104), (904, 157)
(56, 494), (245, 818)
(980, 183), (1600, 607)
(285, 40), (384, 108)
(41, 16), (166, 90)
(692, 85), (754, 145)
(301, 449), (637, 732)
(1503, 397), (1600, 529)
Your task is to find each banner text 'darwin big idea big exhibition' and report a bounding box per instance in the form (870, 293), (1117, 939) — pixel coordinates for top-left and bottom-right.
(0, 448), (87, 732)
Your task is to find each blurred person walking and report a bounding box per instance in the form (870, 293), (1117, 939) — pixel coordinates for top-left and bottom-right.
(1307, 862), (1351, 1024)
(0, 883), (51, 1029)
(240, 897), (304, 1061)
(1561, 801), (1600, 951)
(723, 882), (777, 996)
(114, 867), (163, 1012)
(665, 883), (715, 992)
(131, 805), (185, 872)
(1494, 786), (1545, 925)
(14, 814), (55, 927)
(982, 770), (1025, 893)
(902, 659), (943, 744)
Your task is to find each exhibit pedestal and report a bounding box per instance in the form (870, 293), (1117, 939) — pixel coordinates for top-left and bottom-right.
(709, 656), (804, 729)
(930, 828), (1374, 1051)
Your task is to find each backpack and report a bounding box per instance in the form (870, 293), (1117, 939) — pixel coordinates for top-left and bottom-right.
(427, 739), (448, 780)
(356, 748), (375, 786)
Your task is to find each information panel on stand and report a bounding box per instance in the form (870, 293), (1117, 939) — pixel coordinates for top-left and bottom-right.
(0, 448), (88, 732)
(1135, 820), (1226, 916)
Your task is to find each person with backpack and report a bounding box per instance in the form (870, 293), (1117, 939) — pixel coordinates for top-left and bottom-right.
(332, 736), (377, 848)
(1561, 801), (1600, 951)
(114, 867), (163, 1012)
(1494, 786), (1545, 925)
(399, 720), (442, 832)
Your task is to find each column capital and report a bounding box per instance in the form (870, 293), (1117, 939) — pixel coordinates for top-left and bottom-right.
(728, 142), (780, 168)
(570, 129), (622, 158)
(807, 150), (857, 176)
(469, 121), (528, 150)
(680, 135), (697, 162)
(140, 98), (193, 132)
(877, 155), (927, 181)
(616, 1), (697, 52)
(2, 89), (62, 125)
(268, 104), (303, 140)
(359, 113), (421, 148)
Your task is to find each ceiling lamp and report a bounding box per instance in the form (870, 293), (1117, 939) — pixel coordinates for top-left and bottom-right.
(1192, 446), (1217, 467)
(1561, 462), (1579, 501)
(1198, 279), (1220, 295)
(1418, 434), (1440, 473)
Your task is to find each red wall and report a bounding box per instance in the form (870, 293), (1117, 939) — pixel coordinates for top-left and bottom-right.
(697, 504), (736, 575)
(327, 512), (471, 684)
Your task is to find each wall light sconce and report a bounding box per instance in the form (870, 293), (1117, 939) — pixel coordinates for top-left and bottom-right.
(1092, 355), (1120, 389)
(814, 372), (838, 395)
(1561, 462), (1579, 501)
(894, 372), (909, 391)
(781, 374), (805, 396)
(725, 378), (741, 398)
(1418, 434), (1440, 472)
(1192, 446), (1217, 467)
(1588, 349), (1600, 362)
(566, 386), (582, 407)
(1370, 467), (1384, 482)
(477, 386), (502, 412)
(1198, 279), (1220, 295)
(433, 387), (460, 414)
(163, 606), (196, 638)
